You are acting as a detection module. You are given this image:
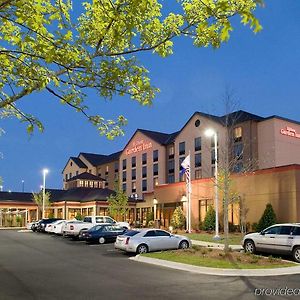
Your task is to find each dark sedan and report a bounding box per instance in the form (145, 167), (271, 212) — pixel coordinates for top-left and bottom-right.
(82, 224), (126, 244)
(36, 218), (62, 232)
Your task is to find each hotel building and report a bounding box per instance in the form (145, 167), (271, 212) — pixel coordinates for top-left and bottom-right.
(1, 110), (300, 228)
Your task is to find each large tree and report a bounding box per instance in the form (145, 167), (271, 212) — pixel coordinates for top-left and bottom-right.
(0, 0), (262, 138)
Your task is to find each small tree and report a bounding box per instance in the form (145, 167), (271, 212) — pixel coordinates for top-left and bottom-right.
(32, 191), (51, 219)
(171, 207), (186, 230)
(202, 206), (216, 231)
(16, 215), (22, 227)
(107, 182), (128, 221)
(257, 203), (277, 232)
(146, 211), (154, 227)
(75, 213), (83, 221)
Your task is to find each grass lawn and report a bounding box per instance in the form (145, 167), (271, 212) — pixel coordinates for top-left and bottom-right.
(143, 247), (295, 269)
(182, 232), (244, 245)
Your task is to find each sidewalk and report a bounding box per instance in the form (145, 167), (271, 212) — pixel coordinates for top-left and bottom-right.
(191, 239), (243, 251)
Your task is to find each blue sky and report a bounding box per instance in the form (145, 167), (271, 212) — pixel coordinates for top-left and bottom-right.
(1, 1), (300, 192)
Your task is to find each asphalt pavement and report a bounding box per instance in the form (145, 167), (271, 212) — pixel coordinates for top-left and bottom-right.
(0, 230), (300, 300)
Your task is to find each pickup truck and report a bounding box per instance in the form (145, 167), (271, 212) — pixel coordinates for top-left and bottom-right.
(63, 216), (130, 238)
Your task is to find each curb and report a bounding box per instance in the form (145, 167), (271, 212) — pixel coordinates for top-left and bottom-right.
(191, 240), (243, 251)
(130, 255), (300, 277)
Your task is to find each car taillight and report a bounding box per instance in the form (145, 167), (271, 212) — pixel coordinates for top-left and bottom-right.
(70, 225), (74, 230)
(125, 237), (130, 245)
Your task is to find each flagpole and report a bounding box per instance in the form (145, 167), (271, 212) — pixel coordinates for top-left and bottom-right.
(188, 151), (192, 233)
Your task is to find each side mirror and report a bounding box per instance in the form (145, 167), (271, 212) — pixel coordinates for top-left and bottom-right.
(260, 231), (265, 235)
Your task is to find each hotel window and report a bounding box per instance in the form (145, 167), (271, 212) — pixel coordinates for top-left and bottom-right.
(195, 169), (202, 179)
(142, 179), (147, 192)
(153, 164), (158, 176)
(122, 159), (126, 170)
(153, 150), (158, 162)
(122, 183), (126, 192)
(195, 153), (201, 168)
(89, 169), (91, 173)
(69, 172), (72, 179)
(85, 181), (89, 187)
(122, 171), (126, 182)
(168, 160), (175, 174)
(79, 180), (84, 187)
(132, 181), (136, 193)
(211, 166), (215, 177)
(132, 156), (136, 168)
(114, 162), (119, 173)
(234, 127), (242, 142)
(142, 166), (147, 178)
(114, 173), (119, 181)
(211, 136), (219, 148)
(105, 181), (108, 187)
(168, 146), (174, 159)
(179, 142), (185, 156)
(142, 153), (147, 165)
(233, 162), (243, 173)
(233, 143), (243, 160)
(94, 182), (98, 188)
(179, 157), (184, 171)
(168, 174), (175, 183)
(76, 171), (79, 176)
(195, 137), (201, 152)
(132, 169), (136, 180)
(65, 174), (68, 180)
(153, 177), (159, 187)
(70, 162), (73, 166)
(211, 149), (218, 165)
(98, 173), (102, 178)
(179, 156), (185, 181)
(105, 166), (109, 175)
(89, 181), (93, 187)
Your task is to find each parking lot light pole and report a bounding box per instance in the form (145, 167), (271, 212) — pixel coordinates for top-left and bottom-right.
(205, 129), (220, 240)
(42, 169), (49, 219)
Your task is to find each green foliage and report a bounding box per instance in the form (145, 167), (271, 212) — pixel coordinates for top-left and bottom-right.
(0, 0), (262, 138)
(75, 213), (83, 221)
(107, 182), (128, 220)
(202, 206), (216, 231)
(32, 191), (51, 218)
(146, 211), (154, 226)
(256, 203), (277, 232)
(48, 212), (55, 219)
(16, 215), (22, 226)
(171, 206), (186, 229)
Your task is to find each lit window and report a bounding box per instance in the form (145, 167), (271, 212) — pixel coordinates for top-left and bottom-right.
(234, 127), (242, 142)
(168, 146), (174, 159)
(89, 181), (93, 187)
(153, 177), (159, 186)
(79, 180), (84, 187)
(195, 169), (202, 179)
(85, 181), (89, 187)
(132, 182), (136, 193)
(105, 166), (109, 174)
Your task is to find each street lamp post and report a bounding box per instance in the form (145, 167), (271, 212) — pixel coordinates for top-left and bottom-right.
(21, 180), (24, 192)
(42, 169), (49, 219)
(153, 198), (158, 226)
(205, 129), (220, 240)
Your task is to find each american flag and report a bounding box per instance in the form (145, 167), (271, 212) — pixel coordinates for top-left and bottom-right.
(180, 154), (192, 193)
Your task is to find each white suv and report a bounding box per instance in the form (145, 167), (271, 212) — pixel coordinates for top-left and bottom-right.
(242, 223), (300, 262)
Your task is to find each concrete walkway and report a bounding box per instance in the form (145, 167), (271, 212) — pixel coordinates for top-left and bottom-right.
(130, 255), (300, 277)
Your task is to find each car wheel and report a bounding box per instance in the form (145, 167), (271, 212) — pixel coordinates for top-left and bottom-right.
(99, 237), (105, 244)
(136, 244), (148, 254)
(244, 240), (256, 254)
(179, 240), (189, 249)
(292, 246), (300, 263)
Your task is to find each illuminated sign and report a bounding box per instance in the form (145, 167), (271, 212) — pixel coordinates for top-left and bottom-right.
(280, 126), (300, 139)
(125, 140), (153, 155)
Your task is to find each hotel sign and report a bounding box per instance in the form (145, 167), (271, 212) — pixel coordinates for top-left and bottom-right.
(280, 126), (300, 139)
(125, 139), (152, 155)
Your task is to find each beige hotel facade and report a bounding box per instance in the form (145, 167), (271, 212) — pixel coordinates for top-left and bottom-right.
(1, 110), (300, 229)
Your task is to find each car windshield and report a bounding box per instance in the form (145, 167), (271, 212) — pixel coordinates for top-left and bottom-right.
(90, 225), (104, 232)
(124, 230), (140, 236)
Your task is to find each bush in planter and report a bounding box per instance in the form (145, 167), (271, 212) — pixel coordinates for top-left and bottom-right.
(257, 203), (277, 232)
(16, 215), (22, 227)
(202, 206), (216, 231)
(146, 211), (154, 226)
(75, 213), (83, 221)
(171, 206), (185, 230)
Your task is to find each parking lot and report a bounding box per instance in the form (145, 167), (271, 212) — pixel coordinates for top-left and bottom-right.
(1, 230), (300, 300)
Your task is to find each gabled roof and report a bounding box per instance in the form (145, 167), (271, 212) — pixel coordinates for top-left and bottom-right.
(0, 192), (34, 203)
(70, 157), (88, 169)
(219, 110), (265, 126)
(79, 153), (108, 166)
(66, 172), (105, 182)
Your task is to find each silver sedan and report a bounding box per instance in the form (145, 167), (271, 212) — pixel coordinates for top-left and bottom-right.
(115, 229), (191, 254)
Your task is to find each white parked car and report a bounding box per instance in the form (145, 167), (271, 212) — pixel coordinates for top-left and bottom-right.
(63, 216), (130, 238)
(115, 229), (191, 254)
(26, 221), (37, 230)
(242, 223), (300, 262)
(45, 220), (66, 234)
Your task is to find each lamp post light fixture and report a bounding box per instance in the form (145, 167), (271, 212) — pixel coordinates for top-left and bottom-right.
(153, 197), (158, 220)
(21, 180), (24, 192)
(205, 129), (220, 240)
(42, 169), (49, 219)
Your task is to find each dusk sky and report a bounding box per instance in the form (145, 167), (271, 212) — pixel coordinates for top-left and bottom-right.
(1, 1), (300, 192)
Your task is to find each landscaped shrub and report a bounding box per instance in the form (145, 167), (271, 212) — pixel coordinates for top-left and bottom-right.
(202, 205), (216, 231)
(75, 213), (83, 221)
(146, 211), (154, 226)
(256, 203), (277, 232)
(171, 206), (185, 229)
